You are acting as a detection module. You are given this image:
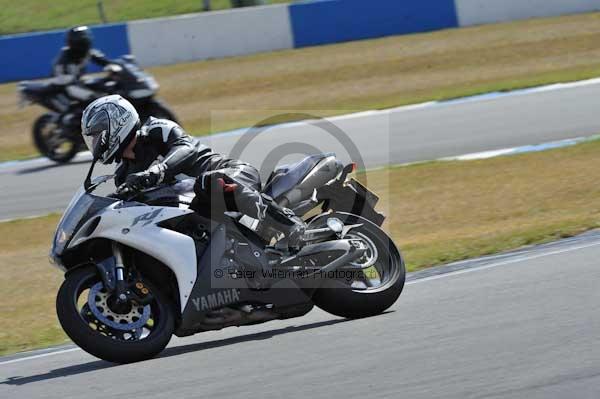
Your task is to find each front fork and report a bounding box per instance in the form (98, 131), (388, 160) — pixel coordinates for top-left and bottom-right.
(112, 242), (128, 303)
(105, 242), (153, 306)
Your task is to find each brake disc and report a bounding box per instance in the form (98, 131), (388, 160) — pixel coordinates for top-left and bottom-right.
(87, 282), (151, 331)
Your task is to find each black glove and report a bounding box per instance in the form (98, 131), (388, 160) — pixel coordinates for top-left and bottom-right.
(117, 164), (166, 194)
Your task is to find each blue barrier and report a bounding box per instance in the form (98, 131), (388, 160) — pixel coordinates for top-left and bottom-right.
(2, 0), (598, 83)
(289, 0), (458, 48)
(0, 24), (130, 83)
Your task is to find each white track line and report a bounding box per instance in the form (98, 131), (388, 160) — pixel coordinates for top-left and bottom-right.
(3, 237), (600, 366)
(0, 348), (81, 365)
(408, 240), (600, 285)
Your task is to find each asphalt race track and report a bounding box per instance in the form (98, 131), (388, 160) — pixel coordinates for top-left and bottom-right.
(1, 81), (600, 398)
(2, 231), (600, 398)
(3, 80), (600, 220)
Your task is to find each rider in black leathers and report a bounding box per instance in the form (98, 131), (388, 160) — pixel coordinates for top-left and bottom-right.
(52, 26), (111, 101)
(81, 95), (305, 247)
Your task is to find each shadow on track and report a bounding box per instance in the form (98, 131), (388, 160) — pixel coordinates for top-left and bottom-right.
(1, 314), (391, 386)
(16, 159), (90, 175)
(1, 359), (112, 386)
(158, 317), (354, 360)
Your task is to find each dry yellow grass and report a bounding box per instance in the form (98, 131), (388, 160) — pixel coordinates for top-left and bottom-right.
(3, 12), (600, 160)
(3, 139), (600, 354)
(369, 140), (600, 269)
(0, 215), (67, 354)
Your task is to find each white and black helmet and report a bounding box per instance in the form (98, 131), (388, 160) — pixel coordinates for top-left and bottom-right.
(81, 95), (139, 164)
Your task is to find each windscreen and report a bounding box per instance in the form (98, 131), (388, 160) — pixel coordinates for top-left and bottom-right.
(52, 190), (117, 256)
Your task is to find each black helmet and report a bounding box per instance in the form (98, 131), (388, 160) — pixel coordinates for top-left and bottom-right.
(66, 26), (92, 55)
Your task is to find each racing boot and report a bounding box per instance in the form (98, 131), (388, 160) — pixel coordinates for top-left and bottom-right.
(201, 175), (306, 249)
(260, 201), (307, 249)
(237, 195), (306, 249)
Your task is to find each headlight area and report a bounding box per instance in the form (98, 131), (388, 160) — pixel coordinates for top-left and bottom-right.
(48, 216), (102, 271)
(51, 236), (114, 272)
(55, 229), (70, 247)
(52, 194), (98, 256)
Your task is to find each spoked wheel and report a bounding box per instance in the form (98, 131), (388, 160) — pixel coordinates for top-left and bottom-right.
(32, 114), (79, 163)
(310, 213), (406, 319)
(56, 266), (174, 364)
(344, 230), (387, 290)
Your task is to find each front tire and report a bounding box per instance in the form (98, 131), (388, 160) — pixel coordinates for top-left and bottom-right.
(56, 265), (175, 364)
(311, 213), (405, 319)
(32, 114), (79, 163)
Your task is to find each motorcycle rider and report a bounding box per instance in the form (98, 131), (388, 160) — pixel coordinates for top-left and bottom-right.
(53, 26), (111, 102)
(80, 94), (306, 248)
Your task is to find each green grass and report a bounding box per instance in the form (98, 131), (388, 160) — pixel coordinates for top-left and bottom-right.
(3, 138), (600, 354)
(3, 11), (600, 161)
(0, 0), (290, 35)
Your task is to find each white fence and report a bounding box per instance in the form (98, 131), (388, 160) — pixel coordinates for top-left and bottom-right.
(127, 5), (293, 67)
(5, 0), (600, 82)
(455, 0), (600, 26)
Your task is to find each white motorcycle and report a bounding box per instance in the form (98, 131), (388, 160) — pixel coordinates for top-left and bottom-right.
(51, 153), (405, 363)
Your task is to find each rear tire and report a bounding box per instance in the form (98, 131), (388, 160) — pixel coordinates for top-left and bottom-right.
(56, 265), (175, 364)
(32, 113), (79, 163)
(311, 213), (405, 319)
(139, 100), (179, 125)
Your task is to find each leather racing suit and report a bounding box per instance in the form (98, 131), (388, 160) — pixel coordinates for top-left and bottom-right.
(52, 47), (111, 102)
(115, 117), (304, 244)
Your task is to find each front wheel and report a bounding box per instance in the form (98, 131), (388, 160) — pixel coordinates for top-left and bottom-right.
(310, 213), (405, 319)
(32, 114), (80, 163)
(56, 265), (175, 364)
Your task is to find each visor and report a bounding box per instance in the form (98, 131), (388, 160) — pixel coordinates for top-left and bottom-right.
(83, 110), (110, 159)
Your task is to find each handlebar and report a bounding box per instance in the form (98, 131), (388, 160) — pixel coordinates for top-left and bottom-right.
(111, 179), (196, 204)
(112, 182), (176, 201)
(103, 64), (123, 74)
(112, 184), (142, 201)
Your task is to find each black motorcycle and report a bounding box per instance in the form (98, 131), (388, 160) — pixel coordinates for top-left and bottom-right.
(50, 152), (405, 363)
(18, 55), (178, 163)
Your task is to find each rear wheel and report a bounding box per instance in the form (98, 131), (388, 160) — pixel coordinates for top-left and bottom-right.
(139, 100), (179, 125)
(310, 213), (405, 319)
(32, 114), (79, 163)
(56, 265), (174, 364)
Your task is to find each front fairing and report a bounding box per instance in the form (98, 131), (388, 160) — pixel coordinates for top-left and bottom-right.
(49, 175), (193, 269)
(50, 176), (118, 267)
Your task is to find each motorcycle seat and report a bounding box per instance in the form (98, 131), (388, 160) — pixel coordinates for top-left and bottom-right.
(81, 76), (109, 91)
(262, 153), (333, 200)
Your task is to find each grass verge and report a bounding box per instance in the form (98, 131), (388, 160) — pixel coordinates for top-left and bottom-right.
(3, 138), (600, 354)
(0, 0), (290, 35)
(0, 214), (66, 355)
(3, 12), (600, 161)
